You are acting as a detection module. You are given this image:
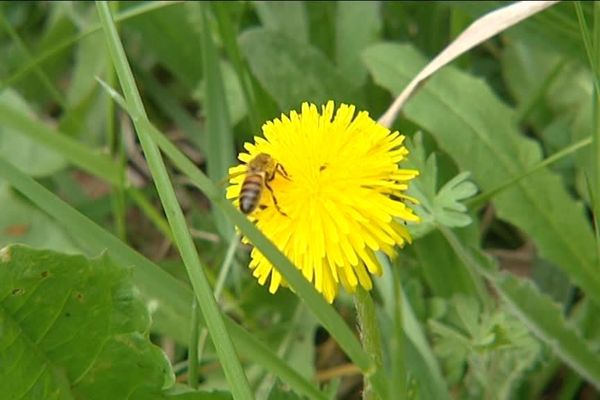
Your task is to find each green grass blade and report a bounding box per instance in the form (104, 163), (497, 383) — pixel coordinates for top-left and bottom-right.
(197, 236), (239, 370)
(392, 269), (407, 400)
(199, 3), (235, 239)
(103, 8), (127, 241)
(95, 2), (253, 398)
(188, 299), (200, 389)
(412, 230), (483, 301)
(440, 225), (600, 390)
(127, 187), (174, 243)
(0, 12), (65, 108)
(0, 102), (120, 185)
(377, 257), (450, 400)
(468, 137), (592, 210)
(0, 86), (175, 248)
(0, 1), (183, 91)
(239, 28), (353, 111)
(212, 2), (261, 132)
(572, 2), (600, 262)
(134, 65), (205, 149)
(228, 322), (328, 400)
(594, 0), (600, 266)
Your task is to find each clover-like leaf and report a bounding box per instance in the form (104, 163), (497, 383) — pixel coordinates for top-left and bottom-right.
(433, 172), (478, 228)
(405, 132), (478, 238)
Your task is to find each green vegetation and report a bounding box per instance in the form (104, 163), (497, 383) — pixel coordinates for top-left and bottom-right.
(0, 2), (599, 399)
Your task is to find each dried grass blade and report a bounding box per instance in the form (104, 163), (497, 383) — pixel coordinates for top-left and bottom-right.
(378, 0), (559, 128)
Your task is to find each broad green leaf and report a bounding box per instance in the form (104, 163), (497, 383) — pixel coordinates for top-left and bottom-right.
(531, 258), (572, 304)
(502, 35), (590, 184)
(0, 245), (179, 399)
(0, 3), (182, 95)
(364, 43), (600, 307)
(65, 29), (107, 107)
(305, 2), (337, 60)
(0, 183), (78, 253)
(211, 1), (264, 132)
(194, 60), (247, 130)
(5, 4), (75, 105)
(501, 36), (562, 118)
(412, 230), (481, 300)
(239, 28), (354, 111)
(572, 299), (600, 346)
(123, 2), (203, 88)
(163, 385), (232, 400)
(335, 1), (382, 87)
(136, 66), (205, 149)
(253, 2), (308, 43)
(0, 91), (66, 177)
(375, 257), (451, 400)
(58, 10), (109, 145)
(456, 2), (588, 64)
(266, 385), (305, 400)
(0, 91), (118, 185)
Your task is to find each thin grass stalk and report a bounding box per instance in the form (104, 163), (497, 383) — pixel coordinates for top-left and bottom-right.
(95, 3), (254, 398)
(467, 137), (592, 211)
(593, 2), (600, 266)
(212, 2), (261, 133)
(0, 11), (65, 108)
(106, 2), (127, 241)
(196, 237), (239, 364)
(574, 1), (600, 264)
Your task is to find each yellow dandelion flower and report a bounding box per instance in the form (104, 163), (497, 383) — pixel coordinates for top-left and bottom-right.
(226, 101), (419, 303)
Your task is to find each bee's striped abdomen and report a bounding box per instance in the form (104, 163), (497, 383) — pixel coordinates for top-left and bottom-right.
(239, 173), (264, 214)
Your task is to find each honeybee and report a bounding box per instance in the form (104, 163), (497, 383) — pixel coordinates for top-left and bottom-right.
(238, 153), (290, 216)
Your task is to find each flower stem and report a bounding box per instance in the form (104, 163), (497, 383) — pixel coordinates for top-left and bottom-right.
(354, 286), (384, 400)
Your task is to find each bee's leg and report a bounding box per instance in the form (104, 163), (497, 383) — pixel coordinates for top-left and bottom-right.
(275, 163), (291, 180)
(264, 180), (288, 216)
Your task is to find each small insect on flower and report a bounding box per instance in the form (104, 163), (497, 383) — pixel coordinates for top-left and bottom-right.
(238, 153), (290, 216)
